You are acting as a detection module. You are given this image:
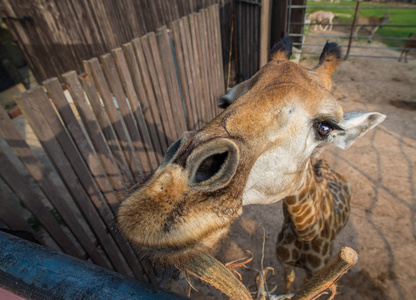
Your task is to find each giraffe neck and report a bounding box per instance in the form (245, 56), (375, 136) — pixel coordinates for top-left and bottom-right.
(283, 160), (332, 242)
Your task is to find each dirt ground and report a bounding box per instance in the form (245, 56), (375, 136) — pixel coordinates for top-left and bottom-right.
(169, 31), (416, 299)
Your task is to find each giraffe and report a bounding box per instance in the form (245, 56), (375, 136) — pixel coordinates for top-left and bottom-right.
(275, 159), (351, 294)
(117, 36), (385, 295)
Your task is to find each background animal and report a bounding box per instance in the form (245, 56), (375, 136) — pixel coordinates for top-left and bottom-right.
(399, 34), (416, 63)
(306, 11), (335, 31)
(353, 13), (390, 42)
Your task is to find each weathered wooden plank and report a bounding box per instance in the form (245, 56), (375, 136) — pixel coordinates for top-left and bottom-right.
(63, 71), (127, 196)
(41, 78), (149, 281)
(100, 53), (147, 178)
(192, 12), (211, 123)
(15, 87), (132, 276)
(89, 57), (142, 183)
(83, 60), (134, 184)
(155, 26), (187, 136)
(184, 15), (205, 127)
(122, 42), (163, 165)
(212, 4), (225, 117)
(188, 14), (206, 123)
(170, 20), (194, 130)
(43, 78), (119, 213)
(0, 130), (85, 260)
(178, 17), (199, 129)
(147, 32), (178, 143)
(111, 47), (158, 173)
(141, 33), (175, 148)
(213, 4), (225, 102)
(0, 104), (112, 264)
(198, 10), (215, 122)
(205, 7), (218, 120)
(131, 38), (169, 153)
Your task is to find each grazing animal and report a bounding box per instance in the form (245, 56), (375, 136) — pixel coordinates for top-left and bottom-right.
(399, 34), (416, 63)
(306, 11), (335, 32)
(353, 13), (390, 42)
(117, 37), (385, 293)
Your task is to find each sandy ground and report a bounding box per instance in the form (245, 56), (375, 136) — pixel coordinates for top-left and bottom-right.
(169, 30), (416, 299)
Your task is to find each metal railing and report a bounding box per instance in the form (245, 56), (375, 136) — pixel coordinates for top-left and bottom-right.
(287, 1), (416, 60)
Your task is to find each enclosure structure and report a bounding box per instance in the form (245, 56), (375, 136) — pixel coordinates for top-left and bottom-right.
(0, 4), (224, 285)
(287, 1), (416, 60)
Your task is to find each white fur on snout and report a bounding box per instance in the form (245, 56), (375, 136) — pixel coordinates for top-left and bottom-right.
(242, 112), (317, 205)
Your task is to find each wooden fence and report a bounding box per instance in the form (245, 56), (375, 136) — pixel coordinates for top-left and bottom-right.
(0, 0), (232, 83)
(0, 5), (224, 283)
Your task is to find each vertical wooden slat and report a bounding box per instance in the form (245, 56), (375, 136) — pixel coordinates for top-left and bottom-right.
(213, 4), (225, 116)
(43, 78), (119, 213)
(63, 71), (127, 196)
(83, 61), (134, 184)
(140, 34), (174, 148)
(15, 87), (133, 277)
(156, 26), (188, 136)
(89, 58), (142, 183)
(100, 53), (148, 177)
(206, 7), (219, 119)
(0, 148), (84, 257)
(112, 47), (159, 172)
(184, 16), (205, 127)
(131, 38), (169, 152)
(0, 105), (112, 265)
(194, 11), (212, 123)
(170, 20), (194, 130)
(146, 32), (177, 144)
(201, 9), (215, 122)
(43, 77), (149, 281)
(188, 13), (207, 123)
(179, 17), (199, 129)
(122, 42), (164, 165)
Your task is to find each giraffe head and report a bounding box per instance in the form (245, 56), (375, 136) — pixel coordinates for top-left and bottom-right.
(118, 37), (385, 265)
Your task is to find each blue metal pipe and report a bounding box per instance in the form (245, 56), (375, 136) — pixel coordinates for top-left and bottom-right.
(0, 232), (187, 300)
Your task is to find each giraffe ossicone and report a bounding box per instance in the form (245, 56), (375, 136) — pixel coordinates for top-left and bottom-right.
(117, 37), (385, 271)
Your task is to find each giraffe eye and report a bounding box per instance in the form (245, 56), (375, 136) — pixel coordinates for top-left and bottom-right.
(317, 122), (333, 136)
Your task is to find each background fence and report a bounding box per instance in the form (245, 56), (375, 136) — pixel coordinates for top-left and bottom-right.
(0, 4), (224, 284)
(0, 0), (233, 83)
(287, 1), (416, 60)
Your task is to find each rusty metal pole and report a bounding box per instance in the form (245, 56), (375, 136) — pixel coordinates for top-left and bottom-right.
(345, 0), (361, 59)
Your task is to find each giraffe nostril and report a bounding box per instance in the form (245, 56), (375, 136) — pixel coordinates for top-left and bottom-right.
(193, 151), (229, 183)
(187, 138), (239, 191)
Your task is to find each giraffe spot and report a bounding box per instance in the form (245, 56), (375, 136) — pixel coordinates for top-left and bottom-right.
(286, 232), (296, 243)
(286, 197), (297, 205)
(303, 243), (310, 251)
(291, 204), (302, 214)
(294, 215), (305, 224)
(312, 238), (323, 252)
(276, 246), (290, 261)
(307, 254), (322, 269)
(293, 248), (299, 257)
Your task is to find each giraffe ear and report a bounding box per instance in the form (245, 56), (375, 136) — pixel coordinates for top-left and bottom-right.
(313, 42), (342, 90)
(270, 35), (293, 61)
(330, 112), (386, 150)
